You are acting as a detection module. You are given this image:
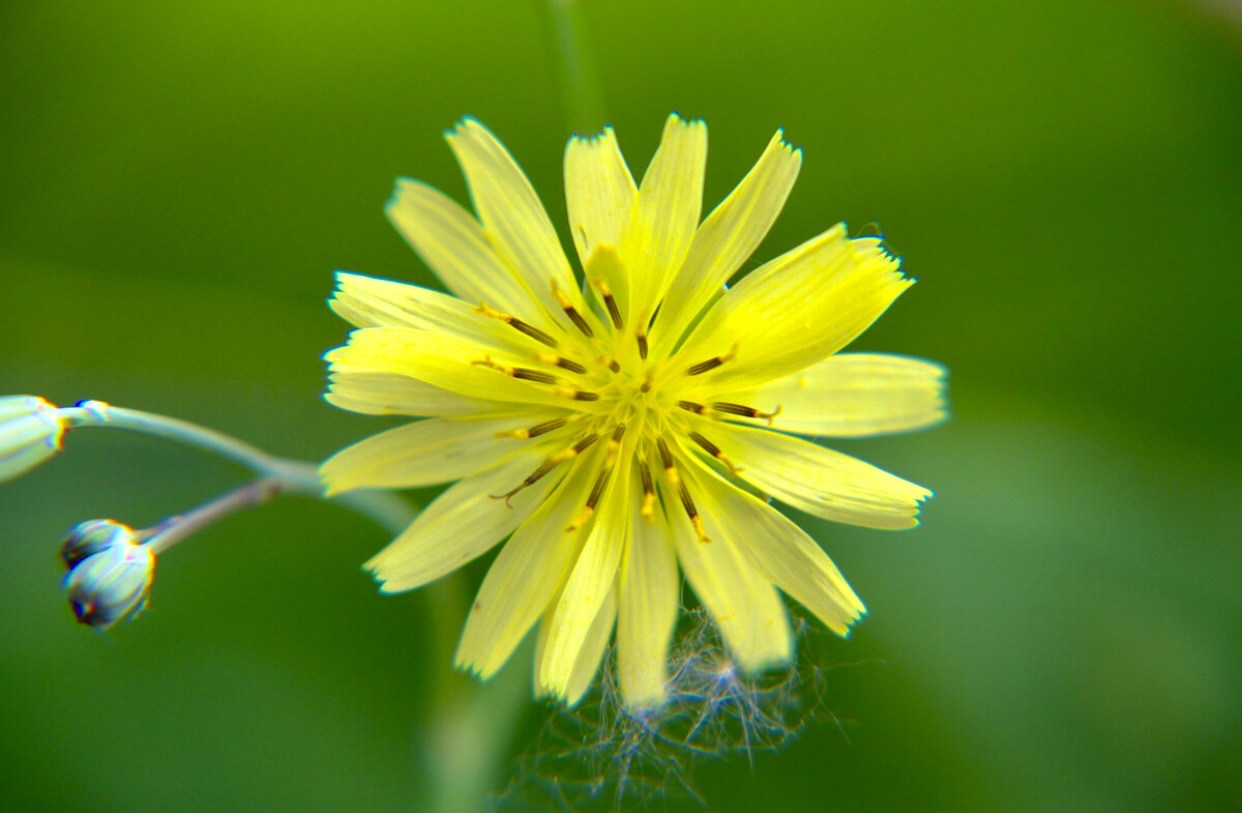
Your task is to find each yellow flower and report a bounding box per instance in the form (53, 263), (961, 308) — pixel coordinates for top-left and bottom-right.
(322, 115), (946, 710)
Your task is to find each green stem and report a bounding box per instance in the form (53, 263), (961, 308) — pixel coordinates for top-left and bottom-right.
(143, 477), (281, 554)
(57, 400), (415, 534)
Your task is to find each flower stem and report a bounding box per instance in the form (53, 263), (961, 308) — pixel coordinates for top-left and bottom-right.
(56, 400), (415, 534)
(142, 477), (281, 554)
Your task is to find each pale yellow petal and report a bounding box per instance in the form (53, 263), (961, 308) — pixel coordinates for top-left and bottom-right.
(564, 126), (637, 265)
(563, 581), (617, 706)
(670, 461), (791, 672)
(365, 449), (567, 593)
(582, 244), (630, 330)
(679, 226), (912, 391)
(455, 444), (606, 680)
(324, 371), (488, 417)
(730, 353), (948, 438)
(331, 272), (553, 353)
(616, 496), (679, 709)
(321, 411), (565, 496)
(386, 179), (546, 327)
(625, 114), (707, 319)
(651, 130), (802, 355)
(689, 460), (865, 636)
(695, 419), (931, 529)
(325, 327), (578, 409)
(540, 454), (632, 698)
(446, 118), (601, 337)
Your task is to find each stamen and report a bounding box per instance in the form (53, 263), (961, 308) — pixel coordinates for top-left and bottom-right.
(534, 353), (588, 374)
(495, 417), (567, 440)
(494, 433), (598, 507)
(635, 312), (649, 360)
(638, 460), (656, 521)
(686, 343), (739, 376)
(655, 437), (708, 540)
(599, 355), (621, 373)
(710, 402), (782, 426)
(567, 464), (612, 532)
(677, 400), (709, 415)
(593, 279), (623, 329)
(677, 479), (711, 544)
(656, 437), (674, 469)
(552, 280), (594, 338)
(606, 423), (626, 463)
(492, 461), (557, 507)
(472, 357), (560, 384)
(688, 431), (741, 472)
(550, 433), (600, 463)
(513, 369), (559, 384)
(554, 387), (600, 402)
(475, 303), (559, 348)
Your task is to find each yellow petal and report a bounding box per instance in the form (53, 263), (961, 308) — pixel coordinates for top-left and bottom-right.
(325, 327), (576, 408)
(446, 118), (602, 338)
(730, 352), (948, 438)
(670, 461), (791, 672)
(455, 444), (607, 680)
(698, 420), (932, 530)
(651, 130), (801, 355)
(564, 126), (637, 267)
(386, 179), (548, 328)
(540, 453), (632, 698)
(321, 411), (565, 496)
(625, 114), (707, 320)
(616, 495), (679, 710)
(331, 272), (552, 353)
(324, 371), (488, 417)
(563, 581), (617, 706)
(689, 460), (865, 636)
(680, 226), (912, 391)
(365, 450), (567, 593)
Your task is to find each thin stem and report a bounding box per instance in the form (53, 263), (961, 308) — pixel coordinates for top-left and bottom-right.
(545, 0), (606, 134)
(143, 477), (281, 554)
(56, 400), (417, 535)
(58, 401), (281, 476)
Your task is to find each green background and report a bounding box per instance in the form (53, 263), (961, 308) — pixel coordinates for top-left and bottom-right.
(1, 1), (1239, 809)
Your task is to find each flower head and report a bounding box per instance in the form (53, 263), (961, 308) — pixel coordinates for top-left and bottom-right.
(61, 519), (155, 630)
(0, 395), (66, 483)
(322, 115), (946, 709)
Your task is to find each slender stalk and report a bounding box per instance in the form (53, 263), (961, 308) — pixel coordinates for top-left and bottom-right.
(56, 400), (415, 534)
(59, 401), (282, 473)
(143, 477), (281, 554)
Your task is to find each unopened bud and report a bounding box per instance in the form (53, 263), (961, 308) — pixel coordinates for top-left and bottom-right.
(0, 396), (65, 483)
(62, 520), (155, 631)
(61, 519), (136, 568)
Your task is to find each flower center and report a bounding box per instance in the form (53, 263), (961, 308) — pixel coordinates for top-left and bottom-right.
(478, 291), (780, 544)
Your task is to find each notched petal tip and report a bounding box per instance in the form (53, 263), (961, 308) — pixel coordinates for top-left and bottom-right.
(666, 111), (706, 131)
(568, 123), (616, 142)
(445, 115), (486, 140)
(385, 176), (423, 211)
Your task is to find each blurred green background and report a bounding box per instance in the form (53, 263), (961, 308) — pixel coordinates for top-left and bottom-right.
(2, 1), (1239, 810)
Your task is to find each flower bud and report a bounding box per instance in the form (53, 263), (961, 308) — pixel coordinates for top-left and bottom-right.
(0, 395), (66, 483)
(61, 519), (137, 569)
(62, 521), (156, 630)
